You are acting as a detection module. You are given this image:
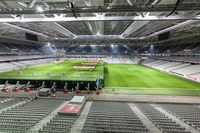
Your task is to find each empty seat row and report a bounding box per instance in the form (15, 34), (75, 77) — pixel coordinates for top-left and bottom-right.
(159, 104), (200, 131)
(0, 98), (64, 133)
(136, 103), (190, 133)
(82, 101), (148, 133)
(39, 114), (77, 133)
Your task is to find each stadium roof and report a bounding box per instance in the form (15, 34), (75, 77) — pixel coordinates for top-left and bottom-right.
(0, 0), (200, 45)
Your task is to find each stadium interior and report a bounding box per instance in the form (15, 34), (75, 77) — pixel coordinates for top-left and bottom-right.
(0, 0), (200, 133)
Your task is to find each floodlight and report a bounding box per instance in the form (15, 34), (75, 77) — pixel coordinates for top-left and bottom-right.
(36, 6), (44, 12)
(96, 32), (101, 36)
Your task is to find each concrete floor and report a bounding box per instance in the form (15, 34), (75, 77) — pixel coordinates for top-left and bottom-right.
(90, 94), (200, 104)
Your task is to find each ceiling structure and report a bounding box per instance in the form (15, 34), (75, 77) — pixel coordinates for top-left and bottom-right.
(0, 0), (200, 46)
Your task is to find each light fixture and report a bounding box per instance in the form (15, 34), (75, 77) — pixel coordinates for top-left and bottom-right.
(96, 32), (101, 36)
(36, 6), (44, 12)
(54, 14), (65, 18)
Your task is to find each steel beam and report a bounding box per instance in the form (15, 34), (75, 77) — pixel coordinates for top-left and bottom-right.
(83, 0), (104, 35)
(0, 0), (12, 9)
(3, 23), (50, 38)
(143, 20), (199, 39)
(0, 4), (199, 14)
(28, 0), (37, 8)
(83, 0), (99, 35)
(121, 0), (177, 38)
(16, 2), (75, 38)
(0, 15), (200, 23)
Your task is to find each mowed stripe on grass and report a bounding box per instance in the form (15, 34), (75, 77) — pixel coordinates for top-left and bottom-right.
(0, 60), (103, 81)
(104, 64), (200, 89)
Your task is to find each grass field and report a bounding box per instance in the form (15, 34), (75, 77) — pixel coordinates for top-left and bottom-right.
(1, 60), (200, 96)
(103, 64), (200, 96)
(0, 60), (103, 81)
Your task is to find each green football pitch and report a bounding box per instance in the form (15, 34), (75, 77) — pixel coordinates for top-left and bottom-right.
(0, 60), (103, 81)
(0, 60), (200, 96)
(103, 64), (200, 96)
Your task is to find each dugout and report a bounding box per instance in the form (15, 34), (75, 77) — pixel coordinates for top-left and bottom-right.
(0, 78), (104, 91)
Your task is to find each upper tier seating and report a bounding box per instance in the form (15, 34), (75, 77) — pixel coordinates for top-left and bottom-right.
(189, 73), (200, 81)
(0, 63), (19, 72)
(104, 57), (140, 64)
(0, 42), (45, 54)
(154, 56), (200, 64)
(0, 44), (10, 53)
(143, 60), (163, 66)
(0, 55), (53, 62)
(142, 59), (200, 82)
(154, 62), (182, 70)
(167, 63), (191, 71)
(152, 61), (170, 67)
(193, 46), (200, 54)
(0, 58), (54, 72)
(171, 65), (200, 76)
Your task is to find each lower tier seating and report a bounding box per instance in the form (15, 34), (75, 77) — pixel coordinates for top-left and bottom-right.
(82, 101), (148, 133)
(0, 98), (64, 133)
(136, 103), (190, 133)
(159, 104), (200, 131)
(39, 115), (77, 133)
